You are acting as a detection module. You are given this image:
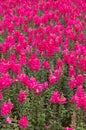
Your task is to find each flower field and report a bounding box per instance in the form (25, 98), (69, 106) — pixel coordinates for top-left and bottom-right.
(0, 0), (86, 130)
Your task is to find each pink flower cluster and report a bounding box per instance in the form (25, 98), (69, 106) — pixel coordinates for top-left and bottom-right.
(64, 127), (74, 130)
(28, 54), (41, 72)
(16, 74), (49, 95)
(0, 102), (14, 117)
(71, 86), (86, 111)
(18, 116), (28, 129)
(0, 0), (86, 129)
(18, 90), (27, 103)
(50, 91), (66, 104)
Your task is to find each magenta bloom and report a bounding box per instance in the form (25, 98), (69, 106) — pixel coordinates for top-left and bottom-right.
(48, 75), (57, 85)
(18, 116), (28, 129)
(64, 127), (74, 130)
(42, 60), (50, 69)
(0, 92), (3, 100)
(18, 90), (27, 103)
(45, 125), (49, 129)
(50, 91), (67, 104)
(50, 91), (60, 104)
(6, 116), (12, 124)
(1, 102), (14, 117)
(28, 54), (40, 72)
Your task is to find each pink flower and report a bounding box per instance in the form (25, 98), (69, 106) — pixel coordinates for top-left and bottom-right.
(50, 91), (66, 104)
(28, 54), (40, 72)
(76, 96), (86, 110)
(1, 102), (14, 117)
(50, 91), (60, 104)
(0, 73), (12, 90)
(64, 127), (74, 130)
(6, 116), (12, 124)
(42, 60), (50, 69)
(71, 95), (79, 103)
(68, 77), (77, 90)
(0, 91), (3, 100)
(68, 66), (76, 77)
(56, 60), (63, 69)
(29, 77), (38, 90)
(19, 52), (26, 66)
(45, 125), (49, 129)
(35, 84), (44, 95)
(76, 75), (84, 86)
(10, 63), (21, 74)
(44, 82), (49, 89)
(48, 75), (57, 85)
(18, 116), (28, 129)
(16, 74), (30, 87)
(76, 86), (85, 97)
(18, 90), (27, 103)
